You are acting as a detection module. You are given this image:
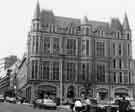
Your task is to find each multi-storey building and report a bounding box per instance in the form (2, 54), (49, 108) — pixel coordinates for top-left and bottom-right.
(25, 1), (134, 102)
(16, 55), (27, 98)
(0, 55), (18, 78)
(0, 60), (20, 94)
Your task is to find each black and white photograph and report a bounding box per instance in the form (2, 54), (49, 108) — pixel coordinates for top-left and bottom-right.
(0, 0), (135, 112)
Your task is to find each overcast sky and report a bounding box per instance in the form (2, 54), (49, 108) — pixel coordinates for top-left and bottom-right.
(0, 0), (135, 59)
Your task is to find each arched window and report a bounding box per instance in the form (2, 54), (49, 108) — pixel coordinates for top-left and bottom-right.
(127, 33), (130, 40)
(67, 85), (75, 98)
(119, 59), (122, 69)
(118, 44), (122, 56)
(112, 43), (115, 56)
(113, 59), (116, 68)
(119, 72), (122, 83)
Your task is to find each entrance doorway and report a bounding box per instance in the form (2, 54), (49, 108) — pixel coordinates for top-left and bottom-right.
(96, 88), (108, 101)
(99, 92), (108, 100)
(67, 85), (75, 98)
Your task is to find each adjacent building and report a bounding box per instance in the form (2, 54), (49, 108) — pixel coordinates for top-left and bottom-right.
(16, 55), (27, 98)
(0, 55), (18, 78)
(0, 56), (20, 94)
(18, 1), (134, 102)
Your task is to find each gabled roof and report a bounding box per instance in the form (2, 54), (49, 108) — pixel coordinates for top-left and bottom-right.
(110, 18), (122, 31)
(81, 16), (89, 25)
(33, 2), (127, 33)
(40, 9), (55, 25)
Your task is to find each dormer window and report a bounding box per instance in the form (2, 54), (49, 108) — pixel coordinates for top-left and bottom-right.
(86, 28), (89, 35)
(117, 32), (121, 39)
(97, 30), (100, 36)
(100, 30), (104, 37)
(127, 32), (130, 40)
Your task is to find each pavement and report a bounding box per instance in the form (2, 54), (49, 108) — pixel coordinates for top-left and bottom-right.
(0, 102), (58, 112)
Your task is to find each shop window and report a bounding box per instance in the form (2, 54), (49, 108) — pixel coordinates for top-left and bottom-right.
(99, 92), (107, 100)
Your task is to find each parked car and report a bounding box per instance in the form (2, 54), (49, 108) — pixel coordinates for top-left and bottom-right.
(89, 98), (101, 112)
(35, 98), (56, 109)
(0, 94), (4, 102)
(126, 98), (135, 112)
(6, 96), (16, 103)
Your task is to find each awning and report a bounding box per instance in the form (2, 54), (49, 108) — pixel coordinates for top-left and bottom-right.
(115, 88), (128, 96)
(115, 88), (128, 93)
(38, 85), (56, 95)
(96, 88), (108, 93)
(115, 92), (128, 96)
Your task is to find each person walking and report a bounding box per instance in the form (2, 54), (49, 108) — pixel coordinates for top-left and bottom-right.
(74, 99), (82, 112)
(82, 97), (91, 112)
(119, 96), (131, 112)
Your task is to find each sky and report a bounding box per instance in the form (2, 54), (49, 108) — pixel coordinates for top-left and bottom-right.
(0, 0), (135, 59)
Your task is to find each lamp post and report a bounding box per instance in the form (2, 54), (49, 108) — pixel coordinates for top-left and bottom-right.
(14, 85), (16, 100)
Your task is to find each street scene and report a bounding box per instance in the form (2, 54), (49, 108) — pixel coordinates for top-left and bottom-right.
(0, 0), (135, 112)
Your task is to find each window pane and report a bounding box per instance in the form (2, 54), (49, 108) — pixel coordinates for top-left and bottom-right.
(96, 41), (104, 56)
(66, 39), (76, 55)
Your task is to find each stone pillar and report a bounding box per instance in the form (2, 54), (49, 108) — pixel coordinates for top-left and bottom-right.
(50, 38), (53, 54)
(60, 37), (63, 54)
(49, 62), (52, 80)
(122, 72), (124, 84)
(129, 88), (133, 98)
(30, 84), (38, 103)
(76, 39), (78, 56)
(37, 61), (40, 80)
(57, 86), (60, 98)
(42, 36), (45, 56)
(110, 86), (114, 99)
(116, 72), (118, 83)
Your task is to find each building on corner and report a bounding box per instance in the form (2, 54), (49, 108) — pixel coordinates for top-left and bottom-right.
(18, 1), (134, 102)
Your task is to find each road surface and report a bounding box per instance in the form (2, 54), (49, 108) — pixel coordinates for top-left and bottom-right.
(0, 102), (58, 112)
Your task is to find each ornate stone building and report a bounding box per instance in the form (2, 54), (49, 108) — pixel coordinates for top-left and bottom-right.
(25, 1), (134, 102)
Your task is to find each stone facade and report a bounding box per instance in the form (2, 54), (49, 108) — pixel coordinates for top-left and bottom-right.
(24, 1), (134, 102)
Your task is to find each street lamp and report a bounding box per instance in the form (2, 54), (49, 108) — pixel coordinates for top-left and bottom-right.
(14, 85), (17, 100)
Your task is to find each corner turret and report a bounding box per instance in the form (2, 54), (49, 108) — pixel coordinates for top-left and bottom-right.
(122, 13), (131, 40)
(31, 0), (41, 31)
(81, 16), (88, 25)
(123, 13), (130, 30)
(33, 0), (40, 20)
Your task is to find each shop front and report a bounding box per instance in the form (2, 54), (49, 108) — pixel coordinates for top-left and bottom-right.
(114, 88), (129, 98)
(37, 85), (56, 99)
(96, 88), (108, 101)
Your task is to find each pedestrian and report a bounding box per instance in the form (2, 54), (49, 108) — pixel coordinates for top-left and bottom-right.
(69, 98), (74, 112)
(84, 97), (91, 112)
(119, 96), (131, 112)
(74, 99), (82, 112)
(32, 98), (37, 109)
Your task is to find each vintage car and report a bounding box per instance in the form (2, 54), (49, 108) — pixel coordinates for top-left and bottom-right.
(0, 94), (4, 102)
(6, 96), (16, 103)
(126, 98), (135, 111)
(35, 98), (56, 109)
